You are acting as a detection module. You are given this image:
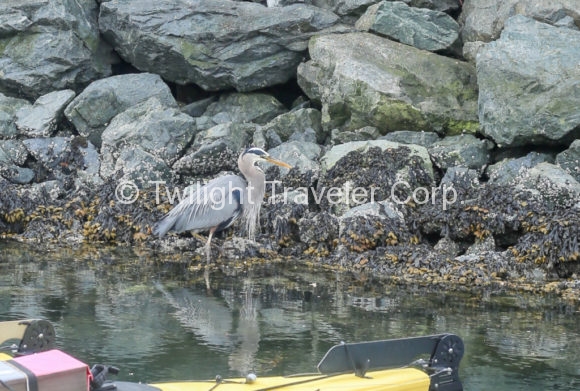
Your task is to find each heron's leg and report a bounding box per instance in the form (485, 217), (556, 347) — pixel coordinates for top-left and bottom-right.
(205, 227), (217, 264)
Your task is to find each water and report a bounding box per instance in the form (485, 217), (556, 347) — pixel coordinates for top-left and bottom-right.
(1, 241), (579, 390)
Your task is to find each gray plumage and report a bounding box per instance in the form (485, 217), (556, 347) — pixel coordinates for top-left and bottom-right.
(153, 147), (291, 262)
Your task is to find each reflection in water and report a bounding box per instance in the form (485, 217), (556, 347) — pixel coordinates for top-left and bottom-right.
(0, 241), (579, 390)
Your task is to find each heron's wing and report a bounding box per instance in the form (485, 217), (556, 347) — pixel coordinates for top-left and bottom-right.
(153, 175), (247, 236)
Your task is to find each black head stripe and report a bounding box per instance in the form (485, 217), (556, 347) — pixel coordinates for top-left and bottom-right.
(244, 147), (268, 157)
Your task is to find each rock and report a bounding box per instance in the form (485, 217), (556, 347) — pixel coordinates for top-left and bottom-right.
(181, 97), (218, 118)
(440, 166), (480, 189)
(99, 0), (339, 92)
(313, 0), (380, 17)
(477, 16), (580, 147)
(113, 148), (173, 187)
(331, 126), (380, 144)
(0, 93), (31, 139)
(267, 141), (322, 177)
(516, 162), (580, 208)
(0, 140), (34, 184)
(379, 130), (440, 147)
(428, 134), (493, 170)
(200, 93), (288, 131)
(434, 237), (460, 258)
(318, 140), (434, 214)
(64, 73), (176, 146)
(487, 151), (554, 185)
(297, 32), (478, 135)
(466, 235), (496, 255)
(22, 137), (72, 176)
(15, 90), (76, 138)
(259, 108), (324, 147)
(173, 122), (256, 177)
(556, 140), (580, 182)
(462, 41), (486, 63)
(74, 141), (103, 188)
(100, 97), (196, 182)
(460, 0), (580, 43)
(404, 0), (460, 13)
(0, 0), (113, 100)
(356, 1), (460, 52)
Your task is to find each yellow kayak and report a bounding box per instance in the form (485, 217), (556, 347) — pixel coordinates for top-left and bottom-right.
(1, 319), (464, 391)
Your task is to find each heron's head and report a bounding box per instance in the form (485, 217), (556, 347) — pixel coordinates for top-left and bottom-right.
(239, 147), (292, 172)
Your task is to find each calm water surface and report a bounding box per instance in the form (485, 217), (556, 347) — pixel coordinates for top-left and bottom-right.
(1, 241), (579, 390)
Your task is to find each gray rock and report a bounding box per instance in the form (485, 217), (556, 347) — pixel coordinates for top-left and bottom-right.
(460, 0), (580, 43)
(0, 140), (33, 184)
(466, 235), (496, 256)
(202, 93), (287, 127)
(181, 97), (218, 118)
(488, 151), (554, 185)
(516, 162), (580, 208)
(74, 141), (103, 188)
(356, 1), (460, 52)
(114, 147), (173, 188)
(312, 0), (379, 17)
(259, 108), (324, 147)
(15, 90), (76, 138)
(428, 134), (493, 170)
(379, 130), (440, 147)
(321, 140), (433, 175)
(100, 97), (196, 181)
(267, 141), (322, 177)
(22, 137), (72, 174)
(556, 140), (580, 182)
(462, 41), (486, 63)
(99, 0), (338, 92)
(434, 237), (460, 258)
(331, 126), (380, 144)
(440, 166), (480, 189)
(477, 16), (580, 147)
(297, 32), (479, 135)
(173, 122), (256, 177)
(0, 0), (113, 100)
(0, 93), (31, 139)
(65, 73), (176, 146)
(404, 0), (460, 13)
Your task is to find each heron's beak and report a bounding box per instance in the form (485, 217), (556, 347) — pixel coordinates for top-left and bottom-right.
(265, 156), (292, 169)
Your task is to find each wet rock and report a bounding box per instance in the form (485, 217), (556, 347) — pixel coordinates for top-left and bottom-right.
(114, 148), (173, 187)
(297, 32), (478, 135)
(259, 108), (324, 147)
(298, 211), (339, 249)
(356, 1), (460, 52)
(516, 162), (580, 208)
(428, 134), (493, 170)
(267, 141), (322, 177)
(0, 0), (113, 100)
(477, 15), (580, 147)
(440, 166), (480, 190)
(15, 90), (76, 138)
(466, 235), (496, 255)
(173, 122), (255, 177)
(64, 73), (176, 147)
(99, 0), (338, 92)
(22, 137), (72, 177)
(331, 126), (380, 145)
(434, 237), (460, 258)
(74, 141), (102, 188)
(198, 93), (288, 133)
(460, 0), (580, 43)
(379, 130), (440, 147)
(100, 97), (196, 183)
(0, 93), (31, 139)
(487, 151), (554, 185)
(0, 140), (34, 184)
(556, 140), (580, 182)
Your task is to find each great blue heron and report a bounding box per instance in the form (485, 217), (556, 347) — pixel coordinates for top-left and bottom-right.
(153, 147), (291, 262)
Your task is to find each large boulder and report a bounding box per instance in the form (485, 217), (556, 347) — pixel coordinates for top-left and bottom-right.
(516, 162), (580, 208)
(99, 0), (339, 92)
(0, 0), (113, 100)
(356, 1), (460, 52)
(477, 15), (580, 147)
(200, 93), (287, 127)
(259, 108), (325, 146)
(460, 0), (580, 43)
(487, 152), (554, 185)
(65, 73), (176, 147)
(15, 90), (76, 138)
(100, 98), (197, 185)
(297, 32), (479, 135)
(0, 93), (31, 139)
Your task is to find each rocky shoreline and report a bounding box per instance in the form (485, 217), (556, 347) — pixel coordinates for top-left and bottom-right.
(0, 1), (579, 300)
